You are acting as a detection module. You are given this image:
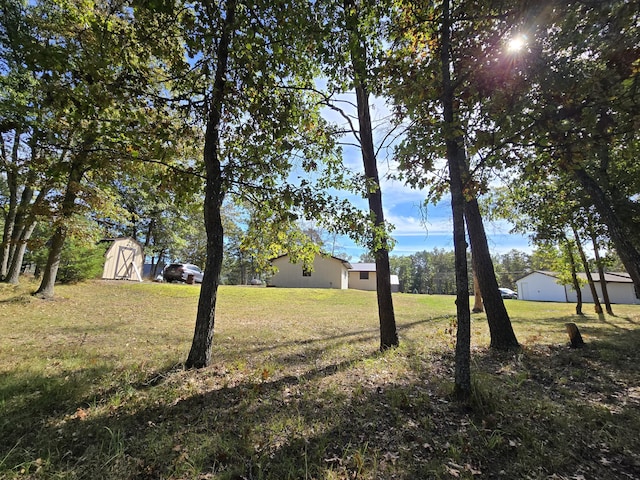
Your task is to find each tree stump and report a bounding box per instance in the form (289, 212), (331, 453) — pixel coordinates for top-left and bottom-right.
(565, 322), (585, 348)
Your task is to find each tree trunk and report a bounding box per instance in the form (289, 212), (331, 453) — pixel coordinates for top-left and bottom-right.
(440, 0), (470, 399)
(572, 167), (640, 296)
(33, 225), (66, 298)
(571, 224), (602, 314)
(34, 161), (83, 298)
(5, 220), (36, 284)
(563, 237), (583, 315)
(0, 130), (23, 279)
(0, 165), (18, 280)
(345, 0), (398, 350)
(466, 197), (519, 349)
(4, 181), (39, 284)
(565, 322), (585, 348)
(591, 231), (613, 315)
(185, 0), (236, 369)
(472, 267), (484, 313)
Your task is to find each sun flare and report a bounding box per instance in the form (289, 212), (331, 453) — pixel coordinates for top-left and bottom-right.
(506, 35), (527, 53)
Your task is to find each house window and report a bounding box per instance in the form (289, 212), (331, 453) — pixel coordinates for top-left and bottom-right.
(303, 267), (312, 277)
(360, 271), (369, 280)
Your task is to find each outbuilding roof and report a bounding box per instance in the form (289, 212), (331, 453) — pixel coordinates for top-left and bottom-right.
(518, 270), (632, 283)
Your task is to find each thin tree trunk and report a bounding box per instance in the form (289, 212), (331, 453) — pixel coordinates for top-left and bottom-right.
(1, 167), (18, 280)
(472, 267), (484, 313)
(440, 0), (470, 399)
(144, 217), (155, 278)
(563, 236), (583, 315)
(185, 0), (236, 369)
(0, 131), (21, 279)
(590, 230), (613, 315)
(5, 220), (36, 284)
(344, 0), (398, 350)
(4, 181), (39, 284)
(572, 167), (640, 296)
(571, 224), (602, 314)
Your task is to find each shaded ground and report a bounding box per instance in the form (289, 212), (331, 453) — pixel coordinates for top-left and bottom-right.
(1, 282), (639, 479)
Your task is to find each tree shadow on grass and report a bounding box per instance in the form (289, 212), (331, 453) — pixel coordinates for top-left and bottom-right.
(226, 315), (449, 359)
(1, 351), (383, 478)
(0, 310), (446, 478)
(3, 322), (640, 479)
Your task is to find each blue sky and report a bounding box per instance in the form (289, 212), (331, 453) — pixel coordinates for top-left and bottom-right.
(333, 177), (534, 260)
(320, 93), (533, 260)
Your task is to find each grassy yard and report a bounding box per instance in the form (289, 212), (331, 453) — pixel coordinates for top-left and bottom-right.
(1, 279), (639, 479)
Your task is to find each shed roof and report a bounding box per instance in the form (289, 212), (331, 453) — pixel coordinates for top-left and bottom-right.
(518, 270), (633, 284)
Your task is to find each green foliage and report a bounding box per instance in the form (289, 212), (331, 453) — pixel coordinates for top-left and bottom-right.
(390, 248), (464, 294)
(29, 225), (104, 284)
(55, 238), (104, 284)
(493, 249), (531, 289)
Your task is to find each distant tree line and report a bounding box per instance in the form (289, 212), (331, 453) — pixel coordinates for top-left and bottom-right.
(385, 246), (626, 296)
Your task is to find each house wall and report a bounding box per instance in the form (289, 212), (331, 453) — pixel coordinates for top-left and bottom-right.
(102, 237), (144, 281)
(269, 255), (348, 289)
(516, 272), (567, 302)
(348, 271), (377, 291)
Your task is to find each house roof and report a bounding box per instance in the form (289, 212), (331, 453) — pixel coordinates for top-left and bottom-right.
(271, 253), (352, 269)
(517, 270), (633, 284)
(349, 262), (376, 272)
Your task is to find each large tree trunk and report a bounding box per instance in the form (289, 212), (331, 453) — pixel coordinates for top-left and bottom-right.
(572, 224), (602, 314)
(33, 225), (66, 298)
(465, 192), (519, 350)
(185, 0), (236, 369)
(572, 167), (640, 295)
(440, 0), (470, 398)
(34, 161), (83, 299)
(345, 0), (398, 350)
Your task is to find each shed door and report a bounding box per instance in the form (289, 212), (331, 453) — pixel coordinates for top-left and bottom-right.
(114, 246), (137, 280)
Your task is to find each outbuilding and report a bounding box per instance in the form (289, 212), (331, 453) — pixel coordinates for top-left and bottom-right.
(101, 237), (144, 282)
(516, 270), (639, 304)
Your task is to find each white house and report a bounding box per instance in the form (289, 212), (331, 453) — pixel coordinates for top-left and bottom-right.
(101, 237), (144, 281)
(348, 262), (400, 292)
(516, 270), (639, 304)
(269, 253), (351, 289)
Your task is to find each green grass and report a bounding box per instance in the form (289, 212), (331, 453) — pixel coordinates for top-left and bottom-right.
(1, 279), (639, 479)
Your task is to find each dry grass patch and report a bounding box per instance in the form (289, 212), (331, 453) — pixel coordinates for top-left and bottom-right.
(1, 280), (639, 479)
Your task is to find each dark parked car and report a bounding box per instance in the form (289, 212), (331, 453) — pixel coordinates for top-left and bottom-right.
(163, 263), (204, 283)
(499, 287), (518, 299)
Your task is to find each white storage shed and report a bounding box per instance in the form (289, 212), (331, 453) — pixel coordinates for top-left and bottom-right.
(101, 237), (144, 282)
